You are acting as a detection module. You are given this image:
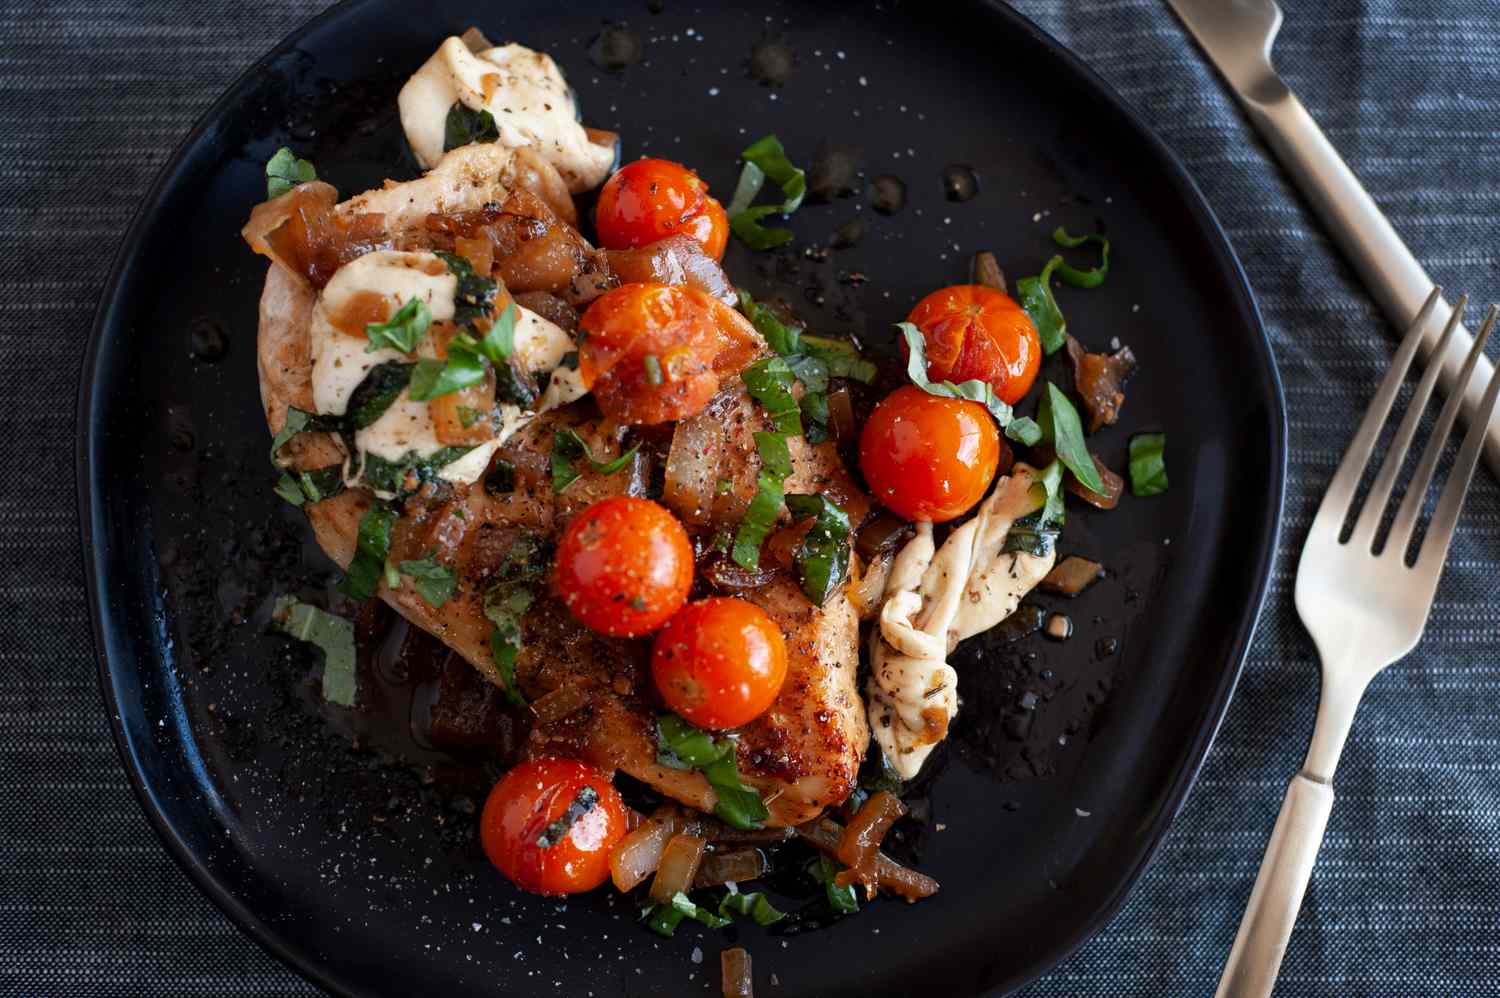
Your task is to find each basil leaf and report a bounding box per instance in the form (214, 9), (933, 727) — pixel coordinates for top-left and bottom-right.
(274, 473), (305, 506)
(784, 494), (851, 606)
(265, 147), (316, 199)
(345, 361), (415, 429)
(655, 714), (769, 829)
(641, 891), (731, 938)
(718, 892), (786, 926)
(476, 301), (519, 363)
(1051, 227), (1110, 289)
(434, 250), (500, 328)
(275, 466), (345, 507)
(1129, 432), (1169, 496)
(338, 503), (398, 600)
(799, 389), (830, 445)
(737, 289), (802, 354)
(802, 334), (877, 384)
(1037, 382), (1105, 494)
(741, 134), (807, 213)
(1016, 256), (1067, 355)
(1035, 459), (1066, 528)
(1000, 509), (1058, 558)
(550, 428), (642, 493)
(408, 338), (487, 401)
(898, 323), (1015, 425)
(398, 551), (457, 608)
(536, 786), (599, 848)
(443, 101), (499, 152)
(271, 595), (356, 706)
(364, 297), (431, 354)
(729, 134), (806, 250)
(731, 431), (792, 571)
(269, 407), (338, 467)
(741, 357), (802, 435)
(1005, 416), (1043, 447)
(726, 160), (766, 217)
(481, 535), (544, 708)
(807, 855), (859, 915)
(359, 446), (474, 498)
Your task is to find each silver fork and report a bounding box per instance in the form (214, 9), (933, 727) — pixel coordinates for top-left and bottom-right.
(1216, 286), (1500, 998)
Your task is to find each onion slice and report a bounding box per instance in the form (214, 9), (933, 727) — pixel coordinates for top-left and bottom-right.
(834, 791), (907, 897)
(648, 833), (708, 904)
(721, 947), (754, 998)
(796, 818), (939, 902)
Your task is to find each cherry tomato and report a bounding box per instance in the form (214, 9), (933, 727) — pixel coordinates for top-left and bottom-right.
(652, 597), (788, 730)
(554, 496), (694, 637)
(480, 758), (628, 895)
(595, 158), (730, 261)
(578, 282), (762, 424)
(858, 385), (1001, 523)
(904, 284), (1041, 404)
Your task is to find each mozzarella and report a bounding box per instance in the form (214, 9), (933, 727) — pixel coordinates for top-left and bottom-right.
(399, 37), (615, 192)
(865, 466), (1057, 779)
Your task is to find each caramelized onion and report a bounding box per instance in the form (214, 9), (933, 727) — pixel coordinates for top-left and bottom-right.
(1066, 454), (1124, 509)
(610, 819), (674, 893)
(649, 833), (707, 903)
(971, 250), (1007, 293)
(854, 511), (914, 563)
(701, 553), (778, 593)
(847, 552), (894, 620)
(1041, 556), (1105, 596)
(796, 818), (938, 902)
(606, 234), (737, 304)
(826, 383), (856, 445)
(834, 791), (907, 896)
(693, 848), (768, 888)
(529, 682), (593, 724)
(721, 948), (754, 998)
(1065, 334), (1136, 433)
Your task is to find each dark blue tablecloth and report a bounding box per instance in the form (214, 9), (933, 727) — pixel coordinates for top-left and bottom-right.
(4, 1), (1497, 995)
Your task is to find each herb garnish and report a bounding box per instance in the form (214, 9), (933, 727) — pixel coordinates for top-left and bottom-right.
(443, 101), (500, 152)
(1051, 227), (1110, 288)
(808, 855), (860, 915)
(274, 466), (345, 507)
(655, 713), (769, 830)
(740, 356), (802, 435)
(359, 446), (475, 498)
(338, 503), (399, 601)
(898, 322), (1016, 425)
(718, 891), (787, 926)
(1037, 383), (1106, 494)
(640, 891), (731, 938)
(1017, 226), (1113, 353)
(364, 297), (431, 354)
(730, 431), (792, 571)
(784, 494), (851, 606)
(536, 786), (599, 848)
(727, 134), (807, 250)
(398, 551), (458, 608)
(1002, 461), (1065, 558)
(482, 535), (546, 707)
(550, 428), (641, 493)
(265, 147), (316, 199)
(409, 256), (518, 402)
(1129, 432), (1169, 496)
(272, 596), (356, 706)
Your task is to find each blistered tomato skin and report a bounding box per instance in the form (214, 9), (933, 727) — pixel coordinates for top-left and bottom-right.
(905, 284), (1041, 404)
(595, 158), (730, 261)
(858, 385), (1001, 523)
(651, 597), (788, 730)
(480, 758), (628, 895)
(554, 496), (694, 637)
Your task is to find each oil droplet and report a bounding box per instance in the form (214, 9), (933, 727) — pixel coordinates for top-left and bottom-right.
(588, 24), (642, 73)
(189, 316), (229, 362)
(942, 163), (980, 202)
(869, 175), (906, 216)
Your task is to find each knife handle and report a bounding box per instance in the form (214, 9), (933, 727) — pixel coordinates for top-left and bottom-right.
(1239, 79), (1500, 479)
(1214, 773), (1335, 998)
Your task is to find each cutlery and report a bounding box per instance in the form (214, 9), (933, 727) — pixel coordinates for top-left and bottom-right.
(1213, 287), (1500, 997)
(1166, 0), (1500, 479)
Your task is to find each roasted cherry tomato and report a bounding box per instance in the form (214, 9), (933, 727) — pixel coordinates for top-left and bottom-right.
(480, 758), (628, 895)
(904, 284), (1041, 405)
(858, 385), (1001, 523)
(651, 597), (788, 730)
(595, 158), (730, 261)
(578, 282), (762, 424)
(554, 496), (694, 637)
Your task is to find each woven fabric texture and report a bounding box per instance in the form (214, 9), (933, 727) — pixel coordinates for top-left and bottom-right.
(3, 1), (1498, 995)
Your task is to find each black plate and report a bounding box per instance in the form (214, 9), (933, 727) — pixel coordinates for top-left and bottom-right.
(78, 1), (1285, 995)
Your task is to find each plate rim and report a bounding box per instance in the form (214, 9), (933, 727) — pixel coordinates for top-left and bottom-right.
(75, 2), (1288, 995)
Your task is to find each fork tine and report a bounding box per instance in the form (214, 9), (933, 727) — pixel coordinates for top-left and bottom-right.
(1387, 304), (1500, 559)
(1416, 351), (1500, 567)
(1310, 286), (1442, 536)
(1349, 295), (1467, 552)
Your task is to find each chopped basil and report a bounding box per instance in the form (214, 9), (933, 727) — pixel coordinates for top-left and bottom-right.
(728, 134), (807, 250)
(398, 551), (457, 608)
(271, 596), (356, 706)
(1016, 256), (1066, 355)
(730, 431), (792, 571)
(740, 357), (802, 436)
(536, 786), (599, 848)
(408, 337), (488, 401)
(858, 744), (906, 795)
(801, 334), (877, 384)
(443, 101), (500, 152)
(274, 466), (345, 507)
(364, 297), (431, 354)
(359, 446), (474, 498)
(718, 891), (786, 926)
(265, 147), (316, 199)
(1037, 383), (1106, 494)
(1129, 432), (1169, 496)
(269, 407), (339, 468)
(641, 891), (731, 938)
(1003, 462), (1065, 557)
(738, 289), (803, 355)
(550, 428), (642, 493)
(784, 494), (851, 606)
(338, 503), (398, 601)
(435, 251), (501, 329)
(484, 460), (518, 495)
(656, 714), (769, 830)
(482, 535), (546, 708)
(476, 301), (519, 364)
(1051, 227), (1110, 289)
(799, 386), (830, 444)
(898, 323), (1015, 425)
(1006, 416), (1043, 447)
(807, 855), (860, 915)
(345, 361), (415, 429)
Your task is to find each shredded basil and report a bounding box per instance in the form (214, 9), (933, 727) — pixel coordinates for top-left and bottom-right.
(398, 551), (457, 608)
(550, 428), (641, 493)
(740, 356), (802, 436)
(718, 891), (786, 926)
(655, 714), (769, 830)
(1129, 432), (1169, 496)
(801, 334), (877, 384)
(271, 595), (356, 706)
(784, 494), (851, 606)
(1051, 227), (1110, 288)
(443, 101), (500, 152)
(1037, 383), (1106, 493)
(1016, 256), (1067, 355)
(898, 323), (1016, 426)
(858, 744), (906, 795)
(641, 891), (731, 938)
(408, 338), (487, 401)
(344, 362), (415, 429)
(338, 503), (398, 601)
(435, 251), (501, 328)
(269, 407), (339, 468)
(1003, 461), (1065, 557)
(364, 297), (431, 354)
(1006, 416), (1043, 447)
(807, 854), (860, 915)
(274, 466), (345, 507)
(481, 535), (546, 708)
(738, 289), (803, 355)
(730, 431), (792, 571)
(265, 147), (317, 199)
(536, 786), (599, 848)
(359, 446), (474, 498)
(728, 134), (807, 250)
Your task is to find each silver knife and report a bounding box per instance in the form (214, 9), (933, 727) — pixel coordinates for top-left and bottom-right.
(1167, 0), (1500, 479)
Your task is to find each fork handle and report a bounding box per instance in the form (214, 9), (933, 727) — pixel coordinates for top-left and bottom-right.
(1214, 774), (1335, 998)
(1239, 79), (1500, 479)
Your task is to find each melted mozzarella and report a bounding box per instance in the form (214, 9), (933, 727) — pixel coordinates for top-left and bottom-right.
(399, 37), (615, 191)
(866, 466), (1057, 779)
